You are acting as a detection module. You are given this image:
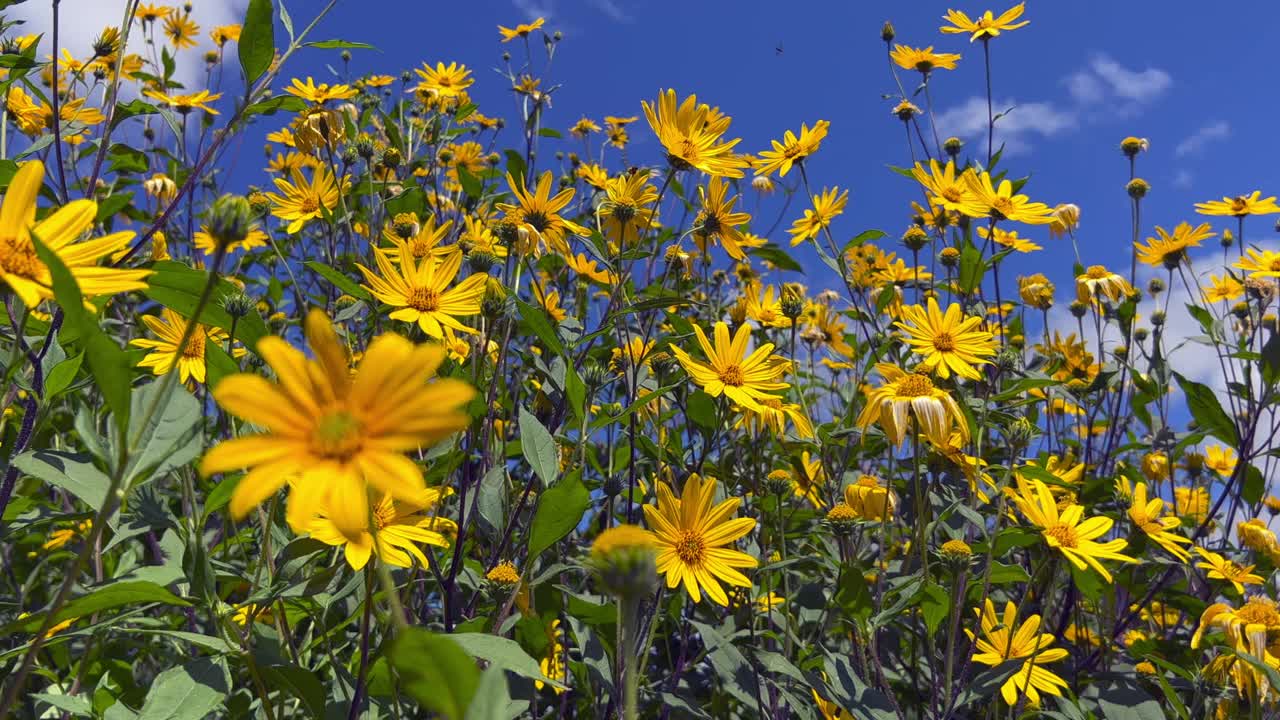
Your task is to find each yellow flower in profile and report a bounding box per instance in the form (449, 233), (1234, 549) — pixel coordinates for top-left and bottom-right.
(1192, 596), (1280, 701)
(1194, 547), (1263, 594)
(791, 451), (826, 508)
(143, 88), (223, 115)
(894, 297), (997, 381)
(744, 282), (792, 329)
(1133, 222), (1215, 268)
(497, 171), (588, 256)
(1234, 248), (1280, 279)
(162, 13), (200, 49)
(357, 247), (487, 339)
(537, 619), (567, 692)
(889, 45), (961, 73)
(1176, 486), (1211, 524)
(1238, 518), (1280, 560)
(1075, 264), (1133, 304)
(692, 176), (753, 261)
(961, 171), (1055, 224)
(940, 3), (1030, 42)
(136, 3), (171, 23)
(0, 160), (150, 308)
(1195, 191), (1280, 218)
(284, 77), (357, 104)
(642, 89), (748, 178)
(1012, 479), (1137, 583)
(788, 186), (848, 245)
(976, 226), (1041, 253)
(736, 396), (813, 439)
(1048, 203), (1080, 238)
(414, 61), (474, 98)
(1204, 274), (1244, 303)
(42, 519), (91, 551)
(131, 308), (244, 385)
(967, 599), (1068, 706)
(570, 117), (601, 138)
(855, 363), (968, 448)
(230, 603), (273, 627)
(844, 475), (896, 521)
(382, 215), (456, 263)
(643, 473), (758, 606)
(1205, 445), (1237, 476)
(670, 321), (789, 412)
(304, 489), (455, 570)
(1126, 481), (1192, 561)
(754, 120), (829, 178)
(200, 310), (475, 541)
(194, 224), (268, 255)
(498, 17), (545, 42)
(599, 170), (658, 246)
(209, 24), (241, 46)
(265, 166), (344, 234)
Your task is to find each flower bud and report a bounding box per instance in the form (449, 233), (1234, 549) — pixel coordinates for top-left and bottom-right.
(939, 246), (960, 268)
(880, 20), (895, 42)
(764, 469), (793, 497)
(590, 524), (658, 598)
(206, 194), (254, 250)
(943, 136), (963, 157)
(1126, 178), (1150, 199)
(825, 503), (859, 536)
(939, 538), (972, 564)
(222, 291), (256, 320)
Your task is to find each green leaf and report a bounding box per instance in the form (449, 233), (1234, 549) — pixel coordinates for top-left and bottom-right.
(516, 299), (566, 355)
(475, 466), (507, 539)
(106, 144), (149, 174)
(749, 243), (804, 273)
(819, 653), (898, 720)
(238, 0), (275, 86)
(1094, 681), (1163, 720)
(1244, 463), (1266, 505)
(4, 581), (190, 635)
(1174, 372), (1238, 445)
(987, 561), (1031, 585)
(305, 39), (376, 50)
(13, 450), (111, 513)
(260, 664), (325, 719)
(304, 260), (372, 301)
(144, 261), (269, 352)
(919, 582), (949, 636)
(518, 409), (558, 486)
(243, 95), (307, 117)
(464, 666), (527, 720)
(449, 633), (560, 688)
(123, 381), (202, 486)
(33, 233), (132, 436)
(538, 127), (563, 138)
(110, 99), (158, 131)
(686, 390), (718, 432)
(527, 471), (590, 560)
(44, 352), (83, 399)
(957, 242), (984, 294)
(688, 620), (760, 708)
(136, 657), (230, 720)
(390, 628), (480, 720)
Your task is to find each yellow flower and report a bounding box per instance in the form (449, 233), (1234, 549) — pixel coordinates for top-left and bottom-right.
(754, 120), (829, 178)
(136, 3), (171, 23)
(1126, 481), (1192, 561)
(1238, 518), (1280, 561)
(1194, 547), (1263, 594)
(265, 166), (345, 234)
(193, 225), (268, 255)
(497, 171), (588, 257)
(755, 592), (785, 613)
(1175, 487), (1211, 524)
(537, 619), (567, 692)
(382, 215), (456, 264)
(643, 473), (758, 606)
(1012, 479), (1137, 583)
(42, 519), (91, 551)
(670, 321), (789, 412)
(358, 247), (486, 339)
(200, 310), (475, 540)
(1204, 274), (1244, 303)
(844, 475), (896, 521)
(599, 170), (659, 246)
(131, 308), (243, 385)
(977, 226), (1041, 253)
(736, 396), (813, 439)
(1048, 203), (1080, 238)
(940, 3), (1030, 42)
(1234, 248), (1280, 279)
(788, 186), (848, 245)
(1205, 445), (1238, 476)
(1192, 597), (1280, 701)
(692, 176), (753, 261)
(0, 160), (150, 308)
(1063, 623), (1100, 647)
(209, 24), (241, 46)
(304, 489), (454, 570)
(642, 89), (748, 178)
(414, 61), (474, 98)
(163, 13), (200, 49)
(894, 297), (997, 381)
(1133, 222), (1215, 268)
(1141, 452), (1169, 482)
(790, 451), (826, 508)
(230, 603), (273, 626)
(890, 45), (961, 73)
(961, 171), (1054, 224)
(1075, 264), (1133, 304)
(575, 162), (609, 189)
(1195, 191), (1280, 218)
(284, 77), (357, 104)
(744, 282), (791, 329)
(1019, 273), (1055, 309)
(855, 363), (969, 448)
(967, 599), (1068, 706)
(486, 561), (521, 585)
(498, 17), (545, 42)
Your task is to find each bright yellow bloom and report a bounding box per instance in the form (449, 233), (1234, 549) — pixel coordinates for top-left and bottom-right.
(693, 176), (752, 260)
(1175, 487), (1211, 524)
(136, 3), (171, 23)
(0, 160), (149, 308)
(1194, 547), (1263, 594)
(193, 225), (268, 255)
(265, 166), (345, 234)
(414, 62), (474, 98)
(131, 308), (243, 385)
(967, 599), (1068, 706)
(1238, 519), (1280, 561)
(977, 226), (1041, 253)
(855, 363), (968, 448)
(537, 619), (566, 692)
(961, 171), (1054, 224)
(788, 187), (848, 245)
(498, 17), (546, 42)
(671, 321), (789, 412)
(162, 13), (199, 49)
(42, 519), (91, 551)
(1206, 445), (1238, 476)
(1012, 479), (1137, 582)
(358, 247), (486, 339)
(754, 120), (829, 178)
(793, 451), (826, 508)
(200, 310), (475, 540)
(1133, 222), (1215, 268)
(894, 297), (997, 381)
(642, 89), (748, 178)
(912, 160), (976, 212)
(643, 473), (758, 606)
(382, 215), (456, 264)
(1204, 274), (1244, 303)
(1234, 248), (1280, 279)
(305, 489), (454, 570)
(1192, 597), (1280, 702)
(599, 171), (658, 245)
(736, 396), (813, 439)
(1196, 191), (1280, 218)
(744, 282), (791, 329)
(844, 475), (896, 521)
(497, 171), (588, 256)
(940, 3), (1030, 41)
(209, 24), (241, 46)
(1127, 481), (1192, 561)
(285, 77), (357, 104)
(890, 45), (961, 72)
(230, 603), (272, 626)
(143, 88), (223, 115)
(1075, 264), (1133, 304)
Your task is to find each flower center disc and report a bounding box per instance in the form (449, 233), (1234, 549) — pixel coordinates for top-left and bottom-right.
(932, 332), (956, 352)
(0, 234), (42, 279)
(675, 530), (705, 566)
(312, 409), (364, 459)
(1044, 523), (1078, 549)
(718, 364), (745, 387)
(407, 287), (441, 312)
(898, 373), (934, 397)
(181, 331), (206, 359)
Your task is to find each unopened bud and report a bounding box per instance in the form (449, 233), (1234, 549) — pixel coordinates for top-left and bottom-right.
(207, 194), (254, 248)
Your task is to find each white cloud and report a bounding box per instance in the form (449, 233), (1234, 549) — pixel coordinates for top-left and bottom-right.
(1087, 55), (1172, 104)
(1172, 169), (1194, 189)
(1175, 121), (1231, 157)
(10, 1), (247, 92)
(1065, 71), (1105, 104)
(934, 96), (1076, 155)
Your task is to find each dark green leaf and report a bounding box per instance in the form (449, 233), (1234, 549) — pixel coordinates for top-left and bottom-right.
(304, 260), (372, 301)
(238, 0), (275, 86)
(518, 408), (558, 486)
(1174, 372), (1238, 444)
(305, 39), (376, 50)
(5, 581), (190, 635)
(136, 657), (230, 720)
(527, 471), (590, 560)
(391, 628), (480, 720)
